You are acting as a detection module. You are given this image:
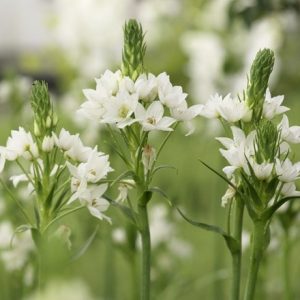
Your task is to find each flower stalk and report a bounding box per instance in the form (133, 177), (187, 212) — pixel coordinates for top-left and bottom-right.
(244, 220), (268, 300)
(231, 196), (244, 300)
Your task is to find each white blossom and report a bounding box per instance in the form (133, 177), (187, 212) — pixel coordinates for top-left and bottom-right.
(135, 73), (158, 102)
(42, 136), (55, 152)
(217, 127), (255, 175)
(263, 88), (289, 120)
(157, 73), (187, 108)
(135, 101), (176, 132)
(275, 158), (300, 183)
(101, 90), (138, 128)
(217, 94), (252, 123)
(278, 115), (300, 144)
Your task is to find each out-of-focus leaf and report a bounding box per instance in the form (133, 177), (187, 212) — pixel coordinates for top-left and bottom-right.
(176, 207), (240, 255)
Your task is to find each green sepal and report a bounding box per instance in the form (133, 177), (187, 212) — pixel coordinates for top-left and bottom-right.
(176, 207), (240, 255)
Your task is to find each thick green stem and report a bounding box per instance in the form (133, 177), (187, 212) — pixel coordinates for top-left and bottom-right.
(138, 202), (151, 300)
(283, 229), (292, 300)
(231, 197), (244, 300)
(244, 221), (267, 300)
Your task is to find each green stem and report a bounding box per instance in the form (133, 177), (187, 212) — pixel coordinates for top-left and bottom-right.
(138, 201), (151, 300)
(231, 197), (244, 300)
(243, 221), (267, 300)
(283, 229), (292, 300)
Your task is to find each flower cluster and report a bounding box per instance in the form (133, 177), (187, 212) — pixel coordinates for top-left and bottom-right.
(79, 70), (201, 133)
(0, 82), (113, 239)
(201, 49), (300, 211)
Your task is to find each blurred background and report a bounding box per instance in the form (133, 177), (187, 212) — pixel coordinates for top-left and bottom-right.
(0, 0), (300, 299)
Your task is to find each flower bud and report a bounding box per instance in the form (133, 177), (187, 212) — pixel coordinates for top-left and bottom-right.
(142, 144), (156, 173)
(42, 135), (55, 152)
(33, 121), (41, 137)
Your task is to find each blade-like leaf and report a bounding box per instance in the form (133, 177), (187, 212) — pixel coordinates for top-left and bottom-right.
(105, 196), (137, 224)
(262, 196), (300, 220)
(71, 225), (99, 262)
(148, 187), (172, 205)
(152, 165), (177, 176)
(176, 207), (240, 255)
(110, 170), (135, 187)
(199, 160), (237, 191)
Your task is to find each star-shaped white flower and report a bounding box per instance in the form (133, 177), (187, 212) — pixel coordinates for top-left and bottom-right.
(135, 101), (176, 132)
(278, 115), (300, 144)
(262, 88), (289, 120)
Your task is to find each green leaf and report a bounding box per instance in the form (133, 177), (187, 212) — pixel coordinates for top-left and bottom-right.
(152, 165), (177, 176)
(199, 160), (237, 191)
(148, 187), (172, 205)
(105, 196), (138, 224)
(71, 225), (99, 262)
(176, 207), (240, 255)
(31, 228), (42, 248)
(240, 171), (262, 209)
(111, 170), (135, 187)
(45, 183), (57, 210)
(15, 224), (33, 233)
(262, 196), (300, 220)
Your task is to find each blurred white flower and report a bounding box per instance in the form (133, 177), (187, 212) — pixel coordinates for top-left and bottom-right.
(0, 222), (34, 271)
(157, 73), (187, 108)
(135, 73), (158, 102)
(0, 127), (39, 172)
(42, 135), (55, 152)
(262, 88), (289, 120)
(280, 182), (300, 197)
(278, 115), (300, 144)
(26, 279), (95, 300)
(275, 158), (300, 183)
(247, 160), (273, 181)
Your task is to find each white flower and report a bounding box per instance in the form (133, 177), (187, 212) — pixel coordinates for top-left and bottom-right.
(79, 87), (110, 122)
(278, 115), (300, 144)
(169, 100), (202, 121)
(157, 73), (187, 108)
(217, 94), (252, 123)
(135, 101), (176, 132)
(221, 184), (236, 207)
(78, 184), (111, 223)
(116, 179), (135, 202)
(65, 142), (94, 163)
(275, 158), (300, 182)
(42, 136), (55, 152)
(101, 90), (138, 128)
(263, 89), (289, 120)
(67, 149), (112, 203)
(216, 127), (255, 175)
(198, 93), (223, 119)
(248, 160), (273, 180)
(135, 73), (158, 102)
(280, 182), (300, 197)
(54, 129), (79, 151)
(95, 70), (122, 96)
(0, 127), (39, 172)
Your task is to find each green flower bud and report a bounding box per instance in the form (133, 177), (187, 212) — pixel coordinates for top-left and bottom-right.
(34, 120), (41, 137)
(246, 49), (275, 122)
(30, 80), (57, 137)
(255, 120), (279, 163)
(121, 19), (146, 81)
